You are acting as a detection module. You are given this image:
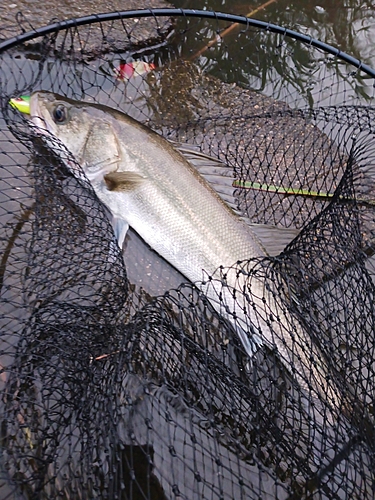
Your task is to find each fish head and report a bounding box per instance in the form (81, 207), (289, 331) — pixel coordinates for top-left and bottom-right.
(30, 91), (121, 182)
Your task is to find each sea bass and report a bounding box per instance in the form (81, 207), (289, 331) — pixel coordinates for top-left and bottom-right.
(29, 91), (341, 412)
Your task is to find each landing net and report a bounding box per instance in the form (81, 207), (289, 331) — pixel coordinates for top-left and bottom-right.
(0, 9), (375, 499)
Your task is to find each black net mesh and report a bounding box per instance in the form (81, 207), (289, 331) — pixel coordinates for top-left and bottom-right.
(1, 9), (375, 499)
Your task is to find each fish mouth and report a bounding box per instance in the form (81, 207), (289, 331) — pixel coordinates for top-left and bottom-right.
(29, 92), (88, 182)
(29, 93), (51, 134)
(29, 93), (68, 158)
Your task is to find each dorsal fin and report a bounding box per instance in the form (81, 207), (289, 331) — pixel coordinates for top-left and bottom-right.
(172, 141), (300, 256)
(247, 223), (300, 257)
(172, 142), (239, 212)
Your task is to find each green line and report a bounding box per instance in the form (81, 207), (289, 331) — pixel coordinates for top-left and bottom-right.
(233, 180), (335, 200)
(233, 180), (375, 207)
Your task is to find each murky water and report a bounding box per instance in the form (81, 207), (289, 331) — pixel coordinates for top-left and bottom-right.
(4, 0), (375, 68)
(2, 1), (375, 100)
(171, 0), (375, 69)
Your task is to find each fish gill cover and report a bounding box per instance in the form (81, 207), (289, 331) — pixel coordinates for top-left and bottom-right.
(0, 8), (375, 500)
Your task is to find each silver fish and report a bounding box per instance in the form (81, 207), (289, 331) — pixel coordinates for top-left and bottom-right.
(29, 91), (341, 412)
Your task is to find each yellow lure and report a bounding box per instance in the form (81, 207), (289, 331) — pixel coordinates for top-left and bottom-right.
(9, 96), (31, 114)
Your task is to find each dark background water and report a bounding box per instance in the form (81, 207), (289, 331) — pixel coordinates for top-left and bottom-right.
(169, 0), (375, 69)
(1, 1), (375, 108)
(1, 0), (375, 70)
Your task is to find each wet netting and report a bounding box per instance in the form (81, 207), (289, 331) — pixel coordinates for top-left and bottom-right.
(1, 8), (375, 500)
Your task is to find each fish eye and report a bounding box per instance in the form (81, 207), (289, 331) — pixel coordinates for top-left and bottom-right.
(52, 104), (67, 124)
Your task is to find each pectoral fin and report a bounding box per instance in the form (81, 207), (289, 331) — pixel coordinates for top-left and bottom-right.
(104, 171), (145, 192)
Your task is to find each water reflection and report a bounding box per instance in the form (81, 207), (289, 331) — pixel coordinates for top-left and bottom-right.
(171, 0), (375, 65)
(169, 0), (375, 104)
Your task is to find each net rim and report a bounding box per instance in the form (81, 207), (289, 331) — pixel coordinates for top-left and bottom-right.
(0, 8), (374, 80)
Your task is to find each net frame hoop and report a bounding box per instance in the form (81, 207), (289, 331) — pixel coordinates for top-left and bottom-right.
(0, 8), (375, 80)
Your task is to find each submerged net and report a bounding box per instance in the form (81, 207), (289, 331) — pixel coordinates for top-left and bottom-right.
(1, 9), (375, 499)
